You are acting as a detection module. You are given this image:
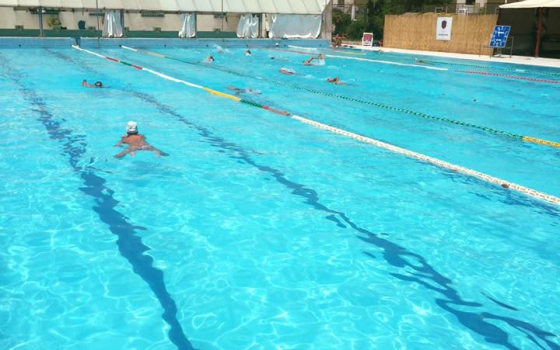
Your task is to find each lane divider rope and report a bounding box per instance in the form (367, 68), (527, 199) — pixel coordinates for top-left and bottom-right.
(287, 45), (560, 77)
(325, 53), (448, 71)
(267, 46), (448, 71)
(291, 116), (560, 206)
(287, 44), (368, 56)
(456, 69), (560, 84)
(281, 45), (560, 79)
(73, 45), (560, 207)
(422, 59), (560, 77)
(120, 45), (560, 149)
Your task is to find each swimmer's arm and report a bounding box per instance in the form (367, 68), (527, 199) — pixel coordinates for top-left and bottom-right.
(114, 137), (126, 147)
(114, 148), (131, 159)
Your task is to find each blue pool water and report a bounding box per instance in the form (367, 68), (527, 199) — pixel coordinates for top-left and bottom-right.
(0, 40), (559, 350)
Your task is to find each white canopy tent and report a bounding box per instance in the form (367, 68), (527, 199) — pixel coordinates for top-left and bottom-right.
(0, 0), (333, 40)
(0, 0), (329, 14)
(499, 0), (560, 57)
(500, 0), (560, 8)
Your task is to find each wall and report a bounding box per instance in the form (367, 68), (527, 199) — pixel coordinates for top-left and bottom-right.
(196, 14), (239, 32)
(124, 13), (173, 31)
(0, 8), (239, 33)
(0, 37), (331, 49)
(384, 13), (498, 55)
(0, 8), (41, 29)
(0, 8), (15, 28)
(0, 8), (102, 30)
(60, 11), (99, 30)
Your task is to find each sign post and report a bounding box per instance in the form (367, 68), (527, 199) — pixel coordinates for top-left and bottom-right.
(489, 25), (511, 57)
(436, 17), (453, 41)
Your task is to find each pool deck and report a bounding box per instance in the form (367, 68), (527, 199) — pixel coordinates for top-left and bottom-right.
(344, 44), (560, 69)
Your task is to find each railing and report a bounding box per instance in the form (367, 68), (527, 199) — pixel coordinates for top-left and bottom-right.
(479, 35), (515, 58)
(495, 36), (515, 57)
(333, 3), (502, 16)
(423, 3), (502, 15)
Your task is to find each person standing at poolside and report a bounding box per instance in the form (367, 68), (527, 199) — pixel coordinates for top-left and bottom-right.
(114, 121), (168, 159)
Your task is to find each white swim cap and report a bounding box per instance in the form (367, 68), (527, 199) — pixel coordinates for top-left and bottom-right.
(126, 121), (138, 133)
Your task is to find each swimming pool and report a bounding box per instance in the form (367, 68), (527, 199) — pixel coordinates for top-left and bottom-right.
(0, 39), (559, 350)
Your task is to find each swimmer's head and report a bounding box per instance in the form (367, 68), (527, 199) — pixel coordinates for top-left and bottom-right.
(126, 121), (138, 135)
(95, 81), (103, 88)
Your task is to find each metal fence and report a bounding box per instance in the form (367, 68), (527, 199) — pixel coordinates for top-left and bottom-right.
(421, 3), (502, 15)
(333, 3), (502, 17)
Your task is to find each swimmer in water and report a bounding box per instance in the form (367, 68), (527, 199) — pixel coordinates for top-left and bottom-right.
(82, 80), (104, 88)
(326, 77), (347, 85)
(303, 54), (325, 66)
(205, 55), (215, 62)
(280, 68), (295, 75)
(114, 121), (169, 159)
(227, 86), (261, 95)
(414, 58), (428, 64)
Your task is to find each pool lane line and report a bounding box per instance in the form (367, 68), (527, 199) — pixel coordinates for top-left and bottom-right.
(73, 46), (560, 207)
(320, 46), (560, 78)
(324, 53), (448, 70)
(8, 52), (560, 350)
(281, 45), (560, 79)
(274, 65), (559, 148)
(120, 45), (293, 115)
(76, 45), (291, 115)
(456, 69), (560, 84)
(1, 54), (197, 350)
(33, 52), (559, 349)
(260, 46), (448, 70)
(421, 59), (560, 77)
(291, 117), (560, 206)
(521, 136), (560, 148)
(122, 86), (560, 350)
(119, 45), (560, 150)
(287, 44), (368, 56)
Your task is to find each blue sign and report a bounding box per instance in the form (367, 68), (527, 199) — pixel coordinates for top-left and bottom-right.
(489, 25), (511, 48)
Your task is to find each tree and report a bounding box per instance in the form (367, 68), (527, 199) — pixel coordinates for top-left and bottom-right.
(332, 9), (351, 36)
(346, 18), (367, 40)
(365, 0), (386, 40)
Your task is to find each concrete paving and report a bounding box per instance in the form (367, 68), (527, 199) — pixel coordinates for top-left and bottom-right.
(343, 44), (560, 69)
